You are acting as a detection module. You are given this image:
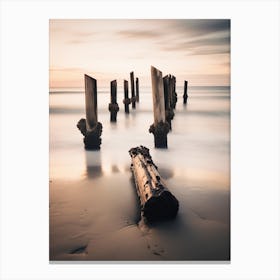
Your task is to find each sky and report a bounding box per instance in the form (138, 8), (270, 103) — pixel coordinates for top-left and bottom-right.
(49, 19), (230, 88)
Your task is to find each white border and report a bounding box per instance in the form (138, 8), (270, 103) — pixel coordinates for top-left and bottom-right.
(1, 0), (279, 279)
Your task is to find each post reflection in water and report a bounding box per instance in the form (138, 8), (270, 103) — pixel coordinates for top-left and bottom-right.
(84, 150), (103, 179)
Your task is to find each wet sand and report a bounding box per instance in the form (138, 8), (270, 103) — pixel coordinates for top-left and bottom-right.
(50, 173), (230, 261)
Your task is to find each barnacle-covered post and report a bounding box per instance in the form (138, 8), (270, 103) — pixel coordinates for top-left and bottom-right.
(163, 75), (175, 130)
(130, 71), (136, 109)
(136, 77), (139, 102)
(123, 80), (130, 114)
(149, 66), (170, 148)
(183, 80), (188, 104)
(108, 80), (119, 122)
(77, 74), (102, 150)
(129, 146), (179, 222)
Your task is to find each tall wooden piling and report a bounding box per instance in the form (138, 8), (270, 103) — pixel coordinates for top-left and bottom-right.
(77, 74), (102, 150)
(108, 80), (119, 122)
(136, 77), (139, 102)
(149, 66), (170, 148)
(130, 71), (136, 109)
(163, 75), (174, 130)
(84, 74), (98, 130)
(123, 80), (131, 114)
(123, 80), (130, 114)
(170, 75), (177, 109)
(183, 80), (188, 104)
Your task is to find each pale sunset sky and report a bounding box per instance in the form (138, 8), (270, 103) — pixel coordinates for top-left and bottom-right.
(49, 19), (230, 89)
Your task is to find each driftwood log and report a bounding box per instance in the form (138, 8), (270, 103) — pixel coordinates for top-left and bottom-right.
(129, 146), (179, 221)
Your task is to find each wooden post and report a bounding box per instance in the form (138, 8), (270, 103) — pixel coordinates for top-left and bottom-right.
(130, 71), (136, 109)
(84, 74), (97, 130)
(129, 146), (179, 222)
(149, 66), (170, 148)
(108, 80), (119, 122)
(136, 77), (139, 102)
(183, 80), (188, 104)
(169, 75), (177, 109)
(123, 80), (130, 114)
(77, 74), (102, 150)
(173, 76), (177, 108)
(163, 75), (174, 130)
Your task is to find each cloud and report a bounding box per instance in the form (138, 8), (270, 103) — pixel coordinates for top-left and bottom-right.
(190, 46), (230, 56)
(65, 31), (97, 44)
(118, 29), (162, 39)
(169, 19), (230, 37)
(117, 19), (230, 55)
(160, 29), (230, 55)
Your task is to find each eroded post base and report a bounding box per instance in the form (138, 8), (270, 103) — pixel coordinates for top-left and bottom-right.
(77, 118), (103, 150)
(149, 121), (170, 148)
(108, 103), (119, 122)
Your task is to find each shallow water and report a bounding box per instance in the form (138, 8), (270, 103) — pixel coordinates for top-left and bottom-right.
(49, 85), (230, 261)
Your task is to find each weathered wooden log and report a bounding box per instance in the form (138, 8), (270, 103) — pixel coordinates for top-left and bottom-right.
(123, 79), (130, 114)
(183, 80), (188, 104)
(129, 146), (179, 222)
(77, 74), (102, 150)
(163, 75), (175, 130)
(149, 66), (170, 148)
(108, 80), (119, 122)
(130, 71), (136, 109)
(136, 77), (139, 102)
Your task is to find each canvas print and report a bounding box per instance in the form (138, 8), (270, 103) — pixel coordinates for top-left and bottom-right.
(49, 19), (230, 261)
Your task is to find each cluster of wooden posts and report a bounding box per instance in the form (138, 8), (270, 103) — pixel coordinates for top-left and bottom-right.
(76, 66), (188, 221)
(109, 72), (140, 121)
(145, 66), (188, 148)
(77, 66), (188, 150)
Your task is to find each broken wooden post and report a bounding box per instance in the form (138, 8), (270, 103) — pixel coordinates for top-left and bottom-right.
(183, 80), (188, 104)
(77, 74), (102, 150)
(123, 80), (131, 114)
(108, 80), (119, 122)
(163, 75), (175, 130)
(129, 146), (179, 222)
(136, 77), (139, 102)
(170, 75), (178, 109)
(130, 71), (136, 109)
(149, 66), (170, 148)
(174, 76), (178, 109)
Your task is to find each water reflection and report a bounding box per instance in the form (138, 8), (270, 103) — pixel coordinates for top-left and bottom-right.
(124, 113), (132, 129)
(158, 167), (174, 179)
(111, 165), (120, 173)
(84, 150), (103, 179)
